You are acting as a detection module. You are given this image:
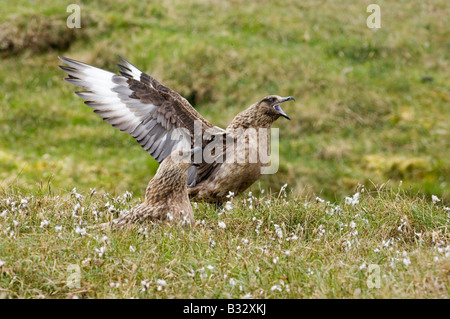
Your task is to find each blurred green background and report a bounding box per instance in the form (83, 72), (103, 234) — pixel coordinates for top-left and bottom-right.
(0, 0), (449, 201)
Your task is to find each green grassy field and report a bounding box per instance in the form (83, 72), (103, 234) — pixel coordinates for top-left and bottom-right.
(0, 186), (449, 298)
(0, 0), (449, 298)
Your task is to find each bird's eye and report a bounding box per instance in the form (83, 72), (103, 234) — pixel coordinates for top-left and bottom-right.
(267, 97), (274, 103)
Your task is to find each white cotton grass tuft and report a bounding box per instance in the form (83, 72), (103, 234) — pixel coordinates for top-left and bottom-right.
(431, 195), (440, 204)
(141, 280), (150, 292)
(224, 201), (233, 211)
(274, 224), (283, 239)
(94, 246), (106, 257)
(156, 279), (167, 291)
(75, 226), (87, 236)
(71, 188), (83, 200)
(40, 220), (49, 228)
(270, 284), (282, 292)
(345, 192), (360, 206)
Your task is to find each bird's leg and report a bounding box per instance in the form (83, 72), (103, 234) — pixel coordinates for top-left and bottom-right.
(214, 201), (223, 210)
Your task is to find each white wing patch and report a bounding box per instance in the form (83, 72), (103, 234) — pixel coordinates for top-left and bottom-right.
(59, 56), (188, 163)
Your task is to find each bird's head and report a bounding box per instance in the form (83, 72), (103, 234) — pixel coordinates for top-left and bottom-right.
(256, 95), (295, 121)
(227, 95), (295, 130)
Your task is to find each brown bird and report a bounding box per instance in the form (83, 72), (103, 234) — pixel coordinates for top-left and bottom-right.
(59, 56), (294, 206)
(102, 147), (200, 228)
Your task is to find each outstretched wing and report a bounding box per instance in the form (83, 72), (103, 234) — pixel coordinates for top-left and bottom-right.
(59, 56), (224, 166)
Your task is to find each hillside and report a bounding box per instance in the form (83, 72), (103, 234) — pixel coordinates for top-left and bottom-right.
(1, 0), (449, 201)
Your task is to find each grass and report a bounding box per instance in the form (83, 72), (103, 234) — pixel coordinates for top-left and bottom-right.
(0, 185), (448, 298)
(0, 0), (449, 201)
(0, 0), (449, 298)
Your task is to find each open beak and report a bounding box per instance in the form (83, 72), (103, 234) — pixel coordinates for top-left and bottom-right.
(191, 146), (202, 166)
(274, 96), (295, 120)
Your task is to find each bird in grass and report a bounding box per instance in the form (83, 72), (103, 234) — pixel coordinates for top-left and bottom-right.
(59, 56), (295, 206)
(99, 147), (200, 228)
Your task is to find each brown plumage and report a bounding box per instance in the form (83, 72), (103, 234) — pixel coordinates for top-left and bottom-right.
(100, 148), (199, 228)
(59, 56), (295, 205)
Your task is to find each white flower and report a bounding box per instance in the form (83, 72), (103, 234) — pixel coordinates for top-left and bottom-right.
(72, 188), (83, 200)
(345, 192), (360, 206)
(229, 278), (237, 286)
(402, 257), (411, 267)
(359, 262), (367, 270)
(129, 245), (136, 253)
(0, 260), (5, 267)
(40, 220), (49, 228)
(141, 280), (151, 291)
(156, 279), (167, 291)
(226, 191), (235, 198)
(224, 201), (233, 211)
(274, 224), (283, 239)
(315, 197), (325, 203)
(431, 195), (440, 204)
(218, 221), (226, 229)
(73, 203), (81, 212)
(82, 258), (91, 265)
(55, 225), (63, 232)
(272, 257), (279, 264)
(75, 226), (87, 236)
(206, 265), (214, 271)
(270, 284), (282, 292)
(123, 191), (132, 200)
(95, 246), (106, 257)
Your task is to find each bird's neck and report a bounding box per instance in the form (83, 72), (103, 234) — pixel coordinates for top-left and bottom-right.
(226, 106), (276, 130)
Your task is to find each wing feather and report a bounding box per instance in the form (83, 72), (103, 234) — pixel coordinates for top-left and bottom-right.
(59, 56), (224, 185)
